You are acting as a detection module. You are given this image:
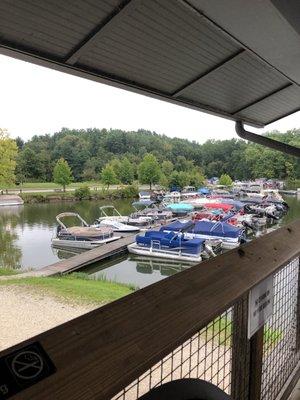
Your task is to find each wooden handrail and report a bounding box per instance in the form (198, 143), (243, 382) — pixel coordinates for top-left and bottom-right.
(1, 220), (300, 400)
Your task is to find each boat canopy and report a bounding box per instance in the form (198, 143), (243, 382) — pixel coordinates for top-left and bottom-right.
(136, 231), (205, 253)
(198, 187), (210, 195)
(166, 203), (194, 211)
(162, 220), (195, 232)
(162, 219), (243, 238)
(204, 203), (233, 212)
(132, 200), (155, 207)
(219, 199), (245, 210)
(193, 221), (243, 238)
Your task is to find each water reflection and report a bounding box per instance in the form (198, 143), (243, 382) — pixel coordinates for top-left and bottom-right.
(0, 199), (133, 270)
(85, 255), (195, 288)
(0, 207), (22, 270)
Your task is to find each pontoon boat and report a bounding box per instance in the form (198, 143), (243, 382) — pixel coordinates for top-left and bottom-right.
(52, 212), (120, 249)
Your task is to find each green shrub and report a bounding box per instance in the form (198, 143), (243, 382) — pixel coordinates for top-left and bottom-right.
(119, 184), (139, 198)
(74, 186), (91, 200)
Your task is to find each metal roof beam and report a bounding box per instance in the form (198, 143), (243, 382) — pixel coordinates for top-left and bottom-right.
(65, 0), (136, 65)
(235, 121), (300, 157)
(172, 49), (244, 98)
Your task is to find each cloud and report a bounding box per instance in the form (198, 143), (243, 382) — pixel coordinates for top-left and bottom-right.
(0, 55), (299, 142)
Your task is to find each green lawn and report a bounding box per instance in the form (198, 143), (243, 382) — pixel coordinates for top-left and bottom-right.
(0, 268), (20, 276)
(0, 272), (135, 304)
(2, 181), (103, 190)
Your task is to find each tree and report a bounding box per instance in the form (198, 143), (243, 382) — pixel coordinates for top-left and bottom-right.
(177, 171), (190, 188)
(159, 173), (169, 189)
(0, 129), (18, 187)
(53, 158), (73, 191)
(138, 153), (161, 189)
(101, 165), (117, 189)
(161, 160), (174, 176)
(219, 173), (233, 187)
(110, 158), (122, 179)
(169, 171), (180, 188)
(53, 134), (90, 181)
(119, 157), (134, 184)
(189, 168), (205, 187)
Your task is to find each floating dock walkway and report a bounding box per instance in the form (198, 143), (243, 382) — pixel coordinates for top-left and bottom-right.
(20, 234), (136, 278)
(0, 218), (183, 280)
(0, 195), (23, 206)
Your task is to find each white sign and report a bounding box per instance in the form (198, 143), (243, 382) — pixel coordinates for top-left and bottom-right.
(248, 275), (274, 339)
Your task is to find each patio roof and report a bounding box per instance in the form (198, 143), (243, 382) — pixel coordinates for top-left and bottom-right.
(1, 0), (300, 127)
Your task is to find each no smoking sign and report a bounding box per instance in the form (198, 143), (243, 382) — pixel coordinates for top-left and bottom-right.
(0, 342), (56, 399)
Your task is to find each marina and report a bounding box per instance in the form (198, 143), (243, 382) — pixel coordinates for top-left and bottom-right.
(2, 3), (300, 398)
(1, 192), (299, 287)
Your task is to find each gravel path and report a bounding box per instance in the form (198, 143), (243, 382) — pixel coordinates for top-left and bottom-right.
(0, 286), (95, 351)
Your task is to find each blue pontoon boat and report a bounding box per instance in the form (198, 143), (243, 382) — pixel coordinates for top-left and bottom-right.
(161, 220), (245, 249)
(128, 230), (204, 262)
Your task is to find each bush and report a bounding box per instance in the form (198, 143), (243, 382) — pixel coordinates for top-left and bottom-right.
(74, 186), (91, 200)
(118, 184), (139, 198)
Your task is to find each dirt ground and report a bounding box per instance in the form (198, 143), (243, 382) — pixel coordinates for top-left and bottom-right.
(0, 285), (95, 351)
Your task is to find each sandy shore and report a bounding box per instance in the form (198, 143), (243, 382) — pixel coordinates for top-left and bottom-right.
(0, 285), (95, 351)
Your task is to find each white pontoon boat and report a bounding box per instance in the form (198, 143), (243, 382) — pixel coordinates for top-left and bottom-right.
(52, 212), (121, 249)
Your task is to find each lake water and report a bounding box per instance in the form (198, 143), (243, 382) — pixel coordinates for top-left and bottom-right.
(0, 195), (299, 288)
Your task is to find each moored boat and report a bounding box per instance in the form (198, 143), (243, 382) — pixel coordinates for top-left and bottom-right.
(95, 218), (140, 232)
(0, 195), (24, 207)
(161, 219), (245, 249)
(132, 200), (173, 221)
(128, 230), (204, 262)
(166, 202), (194, 215)
(95, 206), (141, 231)
(52, 212), (121, 249)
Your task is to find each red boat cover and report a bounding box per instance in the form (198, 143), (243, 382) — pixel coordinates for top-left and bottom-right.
(203, 203), (233, 212)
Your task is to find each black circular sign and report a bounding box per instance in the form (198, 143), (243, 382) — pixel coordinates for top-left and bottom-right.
(11, 351), (44, 380)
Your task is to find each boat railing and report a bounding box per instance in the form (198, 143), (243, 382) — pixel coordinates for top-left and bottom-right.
(1, 220), (300, 400)
(151, 239), (161, 250)
(99, 205), (122, 219)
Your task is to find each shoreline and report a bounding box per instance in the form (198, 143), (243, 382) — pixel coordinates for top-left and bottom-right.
(18, 185), (138, 203)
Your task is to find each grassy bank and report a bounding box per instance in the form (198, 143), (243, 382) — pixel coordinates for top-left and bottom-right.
(286, 179), (300, 190)
(0, 272), (135, 304)
(19, 185), (139, 203)
(2, 181), (103, 190)
(0, 268), (20, 276)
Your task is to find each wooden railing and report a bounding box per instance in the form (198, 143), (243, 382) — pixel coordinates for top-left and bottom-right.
(1, 220), (300, 400)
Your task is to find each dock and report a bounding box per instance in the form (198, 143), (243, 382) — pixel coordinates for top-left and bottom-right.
(278, 189), (298, 195)
(0, 218), (183, 280)
(0, 194), (23, 206)
(19, 234), (136, 278)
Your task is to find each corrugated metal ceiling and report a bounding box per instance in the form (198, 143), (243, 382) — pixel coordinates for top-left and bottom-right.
(1, 0), (299, 127)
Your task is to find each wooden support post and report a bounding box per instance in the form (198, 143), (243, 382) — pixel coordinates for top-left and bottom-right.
(249, 327), (264, 400)
(231, 295), (250, 400)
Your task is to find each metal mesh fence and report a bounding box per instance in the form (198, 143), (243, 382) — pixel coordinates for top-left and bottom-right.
(113, 308), (233, 400)
(112, 257), (300, 400)
(261, 257), (300, 400)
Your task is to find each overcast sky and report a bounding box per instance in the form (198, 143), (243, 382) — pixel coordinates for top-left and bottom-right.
(1, 54), (300, 143)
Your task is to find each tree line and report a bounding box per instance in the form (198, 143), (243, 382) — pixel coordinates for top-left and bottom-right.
(1, 127), (300, 188)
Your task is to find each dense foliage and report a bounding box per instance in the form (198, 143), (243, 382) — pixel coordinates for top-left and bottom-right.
(53, 158), (73, 191)
(0, 129), (18, 186)
(14, 127), (300, 184)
